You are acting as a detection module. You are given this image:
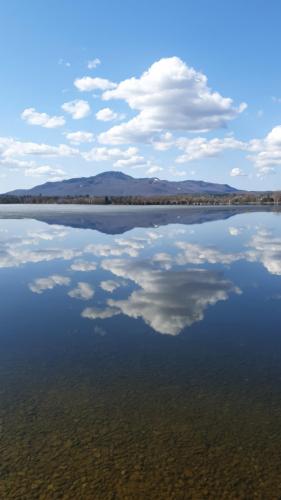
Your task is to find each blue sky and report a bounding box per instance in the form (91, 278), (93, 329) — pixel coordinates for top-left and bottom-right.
(1, 0), (281, 191)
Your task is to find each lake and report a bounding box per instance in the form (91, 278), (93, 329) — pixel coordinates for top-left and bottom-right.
(0, 205), (281, 499)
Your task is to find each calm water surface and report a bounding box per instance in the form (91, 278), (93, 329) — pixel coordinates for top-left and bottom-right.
(0, 205), (281, 499)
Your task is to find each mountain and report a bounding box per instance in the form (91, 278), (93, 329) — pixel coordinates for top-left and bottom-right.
(5, 171), (240, 197)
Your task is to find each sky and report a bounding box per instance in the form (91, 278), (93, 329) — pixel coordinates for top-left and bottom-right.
(1, 0), (281, 192)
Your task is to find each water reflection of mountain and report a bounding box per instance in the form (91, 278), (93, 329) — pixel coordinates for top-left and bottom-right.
(0, 205), (279, 234)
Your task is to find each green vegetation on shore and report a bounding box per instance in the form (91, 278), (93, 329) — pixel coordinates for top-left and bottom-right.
(0, 192), (280, 206)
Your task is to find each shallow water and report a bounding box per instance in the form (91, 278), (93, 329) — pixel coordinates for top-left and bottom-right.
(0, 205), (281, 499)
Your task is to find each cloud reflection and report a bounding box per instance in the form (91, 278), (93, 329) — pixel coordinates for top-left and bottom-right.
(29, 275), (71, 294)
(175, 242), (244, 265)
(100, 280), (121, 293)
(70, 260), (97, 272)
(247, 230), (281, 275)
(81, 259), (241, 335)
(68, 282), (94, 300)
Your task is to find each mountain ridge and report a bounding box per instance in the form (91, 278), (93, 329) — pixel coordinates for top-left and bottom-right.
(5, 171), (241, 197)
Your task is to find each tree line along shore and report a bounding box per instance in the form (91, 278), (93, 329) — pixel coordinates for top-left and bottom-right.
(0, 192), (280, 205)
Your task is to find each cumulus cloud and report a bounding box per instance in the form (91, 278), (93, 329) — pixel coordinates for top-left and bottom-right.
(0, 137), (78, 160)
(82, 145), (154, 170)
(173, 124), (281, 175)
(146, 165), (163, 175)
(65, 131), (94, 144)
(62, 99), (91, 119)
(152, 132), (174, 151)
(96, 107), (120, 121)
(256, 166), (276, 178)
(99, 56), (246, 144)
(248, 125), (281, 173)
(175, 136), (247, 163)
(74, 76), (116, 91)
(24, 165), (66, 180)
(21, 108), (65, 128)
(68, 282), (94, 300)
(83, 145), (141, 165)
(87, 58), (101, 69)
(230, 167), (247, 177)
(0, 137), (78, 177)
(29, 275), (70, 294)
(166, 124), (281, 175)
(114, 156), (146, 168)
(100, 258), (240, 335)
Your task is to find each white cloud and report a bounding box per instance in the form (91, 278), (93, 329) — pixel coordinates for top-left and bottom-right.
(0, 137), (78, 165)
(114, 155), (146, 168)
(146, 165), (163, 175)
(29, 275), (70, 294)
(99, 56), (246, 144)
(256, 166), (276, 178)
(65, 131), (94, 144)
(68, 282), (94, 300)
(230, 167), (247, 177)
(175, 136), (247, 163)
(152, 132), (174, 151)
(0, 157), (35, 170)
(62, 99), (91, 119)
(83, 146), (138, 162)
(82, 146), (154, 170)
(96, 107), (120, 122)
(24, 165), (66, 179)
(74, 76), (116, 91)
(87, 58), (101, 69)
(21, 108), (65, 128)
(248, 125), (281, 173)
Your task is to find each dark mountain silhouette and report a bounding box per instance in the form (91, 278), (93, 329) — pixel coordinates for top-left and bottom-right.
(6, 171), (240, 197)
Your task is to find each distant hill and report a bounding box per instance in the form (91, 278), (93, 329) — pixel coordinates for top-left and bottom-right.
(5, 171), (240, 197)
